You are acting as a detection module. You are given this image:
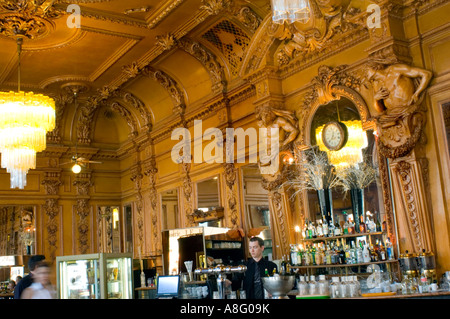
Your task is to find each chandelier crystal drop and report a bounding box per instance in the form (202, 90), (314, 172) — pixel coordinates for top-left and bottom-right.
(316, 120), (368, 169)
(271, 0), (311, 24)
(0, 91), (56, 189)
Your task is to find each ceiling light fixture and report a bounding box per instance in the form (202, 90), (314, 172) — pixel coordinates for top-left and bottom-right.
(271, 0), (311, 24)
(0, 35), (55, 189)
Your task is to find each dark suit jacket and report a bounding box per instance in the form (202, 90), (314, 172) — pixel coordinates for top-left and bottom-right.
(232, 258), (277, 299)
(14, 274), (32, 299)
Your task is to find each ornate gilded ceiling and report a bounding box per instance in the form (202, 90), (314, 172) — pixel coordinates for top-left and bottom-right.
(0, 0), (269, 148)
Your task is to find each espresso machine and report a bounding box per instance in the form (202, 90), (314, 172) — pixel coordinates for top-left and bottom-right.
(418, 250), (437, 283)
(194, 264), (247, 299)
(399, 251), (419, 279)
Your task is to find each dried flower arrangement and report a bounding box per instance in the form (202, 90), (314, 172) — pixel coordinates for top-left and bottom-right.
(335, 161), (378, 191)
(284, 147), (340, 198)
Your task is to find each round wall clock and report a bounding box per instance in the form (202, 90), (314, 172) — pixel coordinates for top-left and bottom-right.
(322, 121), (348, 151)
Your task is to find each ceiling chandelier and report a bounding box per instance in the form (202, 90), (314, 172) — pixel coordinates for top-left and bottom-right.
(271, 0), (311, 24)
(0, 36), (55, 189)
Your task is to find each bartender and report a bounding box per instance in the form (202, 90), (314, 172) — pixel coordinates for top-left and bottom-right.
(231, 236), (277, 299)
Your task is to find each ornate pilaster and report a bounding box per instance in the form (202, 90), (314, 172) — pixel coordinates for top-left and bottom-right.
(261, 167), (292, 259)
(143, 156), (161, 256)
(130, 164), (144, 250)
(223, 163), (240, 229)
(41, 172), (62, 262)
(181, 162), (194, 226)
(73, 173), (92, 254)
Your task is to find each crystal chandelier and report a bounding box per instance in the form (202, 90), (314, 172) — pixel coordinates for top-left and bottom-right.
(0, 36), (55, 189)
(271, 0), (311, 24)
(316, 120), (368, 169)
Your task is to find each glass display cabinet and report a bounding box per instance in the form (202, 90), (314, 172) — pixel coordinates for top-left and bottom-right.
(56, 253), (133, 299)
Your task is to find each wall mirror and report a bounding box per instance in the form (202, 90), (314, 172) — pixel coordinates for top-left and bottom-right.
(97, 206), (121, 253)
(195, 177), (222, 227)
(305, 97), (385, 236)
(0, 206), (36, 256)
(123, 204), (133, 253)
(161, 189), (179, 230)
(241, 164), (273, 260)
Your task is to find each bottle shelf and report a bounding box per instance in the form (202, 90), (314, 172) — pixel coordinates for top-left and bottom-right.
(300, 232), (385, 242)
(290, 259), (398, 269)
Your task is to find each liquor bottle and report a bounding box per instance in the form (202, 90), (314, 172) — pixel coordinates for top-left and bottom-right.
(325, 244), (332, 265)
(356, 241), (364, 264)
(297, 246), (303, 266)
(311, 221), (317, 238)
(343, 218), (349, 235)
(265, 268), (270, 277)
(350, 241), (357, 264)
(346, 244), (352, 264)
(334, 217), (341, 236)
(302, 223), (307, 239)
(379, 242), (387, 261)
(307, 221), (313, 239)
(316, 220), (324, 237)
(290, 245), (298, 266)
(311, 245), (317, 265)
(328, 220), (335, 237)
(348, 218), (355, 234)
(376, 214), (382, 232)
(338, 242), (346, 264)
(281, 255), (287, 275)
(386, 238), (394, 260)
(382, 217), (387, 233)
(370, 244), (379, 262)
(362, 242), (371, 263)
(359, 215), (366, 233)
(323, 218), (329, 237)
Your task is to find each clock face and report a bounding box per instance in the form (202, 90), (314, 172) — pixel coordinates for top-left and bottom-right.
(322, 122), (346, 151)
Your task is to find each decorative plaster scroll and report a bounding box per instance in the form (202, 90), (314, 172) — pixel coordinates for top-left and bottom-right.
(77, 88), (150, 144)
(0, 1), (60, 40)
(142, 66), (186, 115)
(109, 101), (138, 138)
(178, 38), (227, 94)
(268, 0), (364, 66)
(156, 33), (177, 51)
(200, 0), (231, 15)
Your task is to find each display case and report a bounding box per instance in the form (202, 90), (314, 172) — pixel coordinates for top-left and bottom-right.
(56, 253), (133, 299)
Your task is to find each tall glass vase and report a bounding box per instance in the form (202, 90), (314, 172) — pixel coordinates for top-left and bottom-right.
(317, 189), (333, 225)
(350, 188), (364, 232)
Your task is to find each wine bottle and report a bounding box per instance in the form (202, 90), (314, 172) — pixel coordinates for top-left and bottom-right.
(359, 215), (366, 233)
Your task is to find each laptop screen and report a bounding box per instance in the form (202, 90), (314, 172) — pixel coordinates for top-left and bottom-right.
(156, 275), (180, 298)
